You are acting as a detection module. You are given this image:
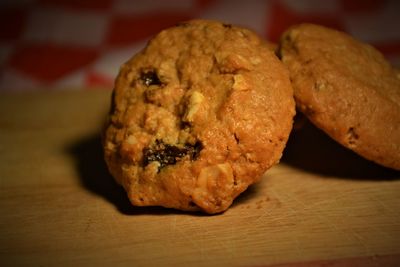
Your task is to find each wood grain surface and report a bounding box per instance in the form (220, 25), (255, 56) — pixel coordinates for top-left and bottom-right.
(0, 90), (399, 267)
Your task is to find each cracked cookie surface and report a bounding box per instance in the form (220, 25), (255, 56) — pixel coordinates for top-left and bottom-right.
(279, 23), (400, 170)
(103, 20), (295, 213)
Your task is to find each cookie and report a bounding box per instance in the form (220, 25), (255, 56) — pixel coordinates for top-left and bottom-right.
(278, 23), (400, 170)
(103, 20), (295, 214)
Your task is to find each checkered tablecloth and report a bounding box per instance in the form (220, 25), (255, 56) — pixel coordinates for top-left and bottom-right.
(1, 0), (400, 91)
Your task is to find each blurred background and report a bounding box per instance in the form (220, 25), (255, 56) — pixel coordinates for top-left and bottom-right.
(1, 0), (399, 91)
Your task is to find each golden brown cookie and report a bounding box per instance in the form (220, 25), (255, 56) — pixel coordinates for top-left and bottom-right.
(103, 20), (295, 214)
(279, 23), (400, 170)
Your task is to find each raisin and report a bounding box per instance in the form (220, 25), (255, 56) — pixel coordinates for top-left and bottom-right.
(143, 140), (202, 169)
(223, 23), (232, 28)
(179, 121), (191, 129)
(190, 141), (202, 160)
(140, 70), (162, 86)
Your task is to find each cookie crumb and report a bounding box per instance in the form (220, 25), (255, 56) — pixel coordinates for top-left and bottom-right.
(184, 91), (204, 122)
(126, 135), (137, 145)
(233, 74), (250, 91)
(346, 127), (359, 147)
(250, 57), (261, 65)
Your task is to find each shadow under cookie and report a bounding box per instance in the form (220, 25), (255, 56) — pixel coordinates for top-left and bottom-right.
(281, 119), (400, 180)
(67, 133), (137, 215)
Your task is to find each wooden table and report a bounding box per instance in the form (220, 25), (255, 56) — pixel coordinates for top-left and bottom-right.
(1, 90), (399, 267)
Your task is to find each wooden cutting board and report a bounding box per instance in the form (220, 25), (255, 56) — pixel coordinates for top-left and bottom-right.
(0, 90), (399, 267)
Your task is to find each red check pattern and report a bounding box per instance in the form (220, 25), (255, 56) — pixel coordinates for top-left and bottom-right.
(1, 0), (399, 91)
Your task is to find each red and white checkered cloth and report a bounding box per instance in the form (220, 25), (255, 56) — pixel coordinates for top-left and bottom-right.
(1, 0), (400, 91)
